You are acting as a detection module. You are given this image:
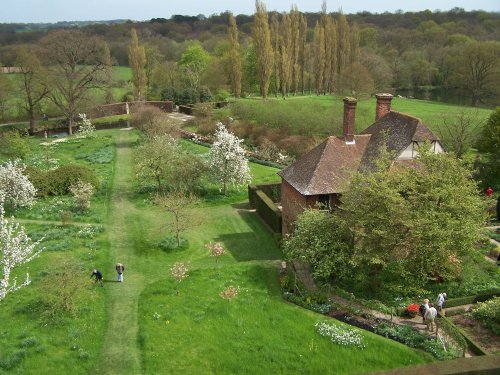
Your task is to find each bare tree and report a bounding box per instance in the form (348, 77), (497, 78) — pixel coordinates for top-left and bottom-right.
(14, 46), (49, 134)
(154, 191), (200, 247)
(40, 29), (111, 135)
(437, 110), (484, 158)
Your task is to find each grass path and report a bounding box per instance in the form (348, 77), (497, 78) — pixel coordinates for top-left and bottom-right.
(94, 131), (147, 374)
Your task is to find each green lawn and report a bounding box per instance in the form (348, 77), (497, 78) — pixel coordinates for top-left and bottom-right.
(229, 95), (492, 137)
(0, 129), (434, 374)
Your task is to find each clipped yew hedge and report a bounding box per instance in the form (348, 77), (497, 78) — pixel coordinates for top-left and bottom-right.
(445, 291), (500, 308)
(249, 183), (282, 233)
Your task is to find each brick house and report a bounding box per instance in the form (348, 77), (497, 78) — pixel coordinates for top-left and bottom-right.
(279, 94), (444, 235)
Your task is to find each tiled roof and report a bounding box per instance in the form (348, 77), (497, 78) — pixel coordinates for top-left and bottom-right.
(279, 111), (441, 195)
(278, 135), (371, 195)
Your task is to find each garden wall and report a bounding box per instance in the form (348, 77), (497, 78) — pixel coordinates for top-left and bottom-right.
(86, 101), (174, 118)
(248, 183), (282, 234)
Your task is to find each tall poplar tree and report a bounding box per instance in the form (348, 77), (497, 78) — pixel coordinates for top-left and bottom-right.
(313, 21), (325, 95)
(350, 22), (361, 64)
(337, 13), (351, 92)
(299, 14), (308, 95)
(128, 28), (147, 101)
(290, 6), (301, 95)
(279, 13), (292, 98)
(253, 0), (274, 99)
(228, 14), (242, 98)
(271, 12), (280, 97)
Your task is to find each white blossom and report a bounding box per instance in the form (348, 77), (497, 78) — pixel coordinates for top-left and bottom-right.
(0, 160), (37, 208)
(315, 321), (365, 348)
(207, 123), (251, 195)
(77, 113), (96, 138)
(69, 179), (95, 211)
(0, 192), (44, 301)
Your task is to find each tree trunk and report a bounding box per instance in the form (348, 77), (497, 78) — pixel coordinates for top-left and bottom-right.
(29, 110), (36, 135)
(68, 117), (73, 135)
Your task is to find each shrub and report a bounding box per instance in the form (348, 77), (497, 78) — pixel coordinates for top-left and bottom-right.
(178, 88), (199, 105)
(214, 89), (230, 102)
(26, 164), (99, 197)
(194, 102), (213, 118)
(69, 179), (95, 211)
(0, 130), (29, 159)
(0, 350), (26, 370)
(19, 337), (39, 348)
(198, 86), (212, 102)
(158, 236), (189, 251)
(468, 297), (500, 334)
(160, 86), (179, 103)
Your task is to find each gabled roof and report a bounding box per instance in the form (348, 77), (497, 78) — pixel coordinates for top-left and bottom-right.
(278, 135), (371, 195)
(279, 110), (441, 196)
(359, 111), (440, 172)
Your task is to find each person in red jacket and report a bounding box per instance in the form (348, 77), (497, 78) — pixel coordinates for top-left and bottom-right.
(486, 187), (493, 197)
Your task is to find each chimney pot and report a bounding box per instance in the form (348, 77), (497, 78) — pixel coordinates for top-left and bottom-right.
(375, 93), (393, 121)
(343, 97), (357, 144)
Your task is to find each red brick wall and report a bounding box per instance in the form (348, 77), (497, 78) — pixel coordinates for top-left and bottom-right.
(281, 180), (318, 235)
(375, 94), (393, 121)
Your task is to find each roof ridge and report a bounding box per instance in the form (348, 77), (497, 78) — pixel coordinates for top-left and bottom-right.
(390, 110), (422, 124)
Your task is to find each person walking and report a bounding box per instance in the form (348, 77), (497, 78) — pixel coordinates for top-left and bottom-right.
(91, 269), (104, 287)
(424, 303), (438, 332)
(115, 263), (125, 282)
(419, 298), (430, 324)
(436, 292), (447, 312)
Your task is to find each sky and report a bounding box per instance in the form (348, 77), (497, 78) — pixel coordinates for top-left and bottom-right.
(1, 0), (498, 23)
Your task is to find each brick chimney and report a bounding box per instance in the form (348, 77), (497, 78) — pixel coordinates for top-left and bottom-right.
(375, 93), (393, 121)
(343, 97), (357, 144)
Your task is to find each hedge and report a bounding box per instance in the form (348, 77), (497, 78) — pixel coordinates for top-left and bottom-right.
(254, 189), (282, 233)
(445, 291), (500, 308)
(26, 164), (99, 197)
(249, 183), (281, 208)
(439, 314), (488, 356)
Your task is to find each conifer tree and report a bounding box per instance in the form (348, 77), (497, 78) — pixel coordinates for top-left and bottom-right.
(253, 0), (274, 99)
(128, 28), (147, 101)
(228, 14), (242, 98)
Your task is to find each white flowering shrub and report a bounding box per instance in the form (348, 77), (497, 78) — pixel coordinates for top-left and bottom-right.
(77, 225), (101, 239)
(77, 113), (96, 138)
(69, 180), (95, 211)
(170, 262), (188, 295)
(205, 241), (225, 263)
(0, 159), (37, 208)
(208, 122), (251, 195)
(0, 192), (44, 301)
(315, 321), (365, 348)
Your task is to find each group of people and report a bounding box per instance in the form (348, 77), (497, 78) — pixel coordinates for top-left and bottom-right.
(90, 263), (126, 286)
(419, 292), (447, 333)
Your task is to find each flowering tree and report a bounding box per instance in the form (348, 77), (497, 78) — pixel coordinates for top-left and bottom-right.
(0, 192), (44, 301)
(205, 241), (225, 264)
(69, 179), (95, 211)
(0, 160), (37, 209)
(77, 113), (96, 138)
(170, 262), (188, 296)
(208, 123), (251, 195)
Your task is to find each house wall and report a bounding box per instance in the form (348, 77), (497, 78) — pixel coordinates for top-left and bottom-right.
(281, 180), (318, 235)
(397, 141), (444, 160)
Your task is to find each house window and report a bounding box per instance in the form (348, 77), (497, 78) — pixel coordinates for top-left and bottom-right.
(317, 195), (330, 210)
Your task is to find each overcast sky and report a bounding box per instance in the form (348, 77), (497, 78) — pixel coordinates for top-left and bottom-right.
(1, 0), (498, 23)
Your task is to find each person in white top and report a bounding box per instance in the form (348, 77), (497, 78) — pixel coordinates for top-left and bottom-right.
(436, 292), (447, 311)
(424, 304), (438, 332)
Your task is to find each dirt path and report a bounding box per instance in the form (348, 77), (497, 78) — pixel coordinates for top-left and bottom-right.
(94, 131), (144, 375)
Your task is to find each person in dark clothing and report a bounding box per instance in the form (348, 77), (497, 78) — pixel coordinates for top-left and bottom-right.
(91, 269), (104, 287)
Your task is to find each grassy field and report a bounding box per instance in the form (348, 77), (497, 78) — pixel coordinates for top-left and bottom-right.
(229, 95), (493, 137)
(0, 128), (434, 374)
(1, 67), (132, 122)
